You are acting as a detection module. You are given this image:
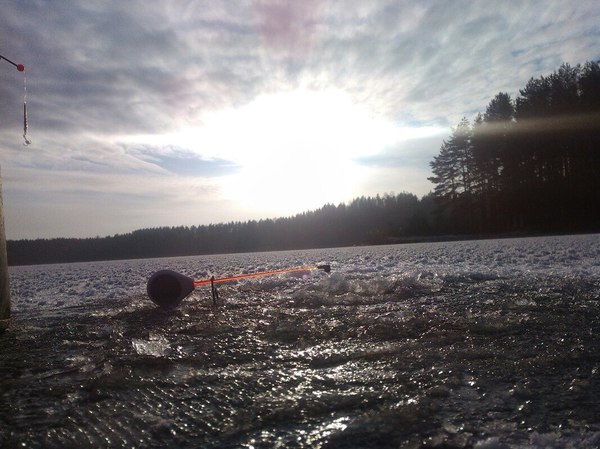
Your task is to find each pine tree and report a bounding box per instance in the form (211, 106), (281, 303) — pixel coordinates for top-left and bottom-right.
(428, 118), (474, 230)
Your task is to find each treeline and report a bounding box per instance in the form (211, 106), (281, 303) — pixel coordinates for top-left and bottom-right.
(429, 60), (600, 233)
(7, 193), (436, 265)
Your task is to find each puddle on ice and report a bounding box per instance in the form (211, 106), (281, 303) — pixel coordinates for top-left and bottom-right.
(2, 234), (600, 447)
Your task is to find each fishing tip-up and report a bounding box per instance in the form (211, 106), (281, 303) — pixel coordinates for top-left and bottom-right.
(1, 53), (30, 145)
(147, 264), (331, 309)
(0, 54), (24, 71)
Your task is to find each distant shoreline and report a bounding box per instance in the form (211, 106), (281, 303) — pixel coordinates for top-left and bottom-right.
(8, 229), (599, 267)
(378, 230), (600, 245)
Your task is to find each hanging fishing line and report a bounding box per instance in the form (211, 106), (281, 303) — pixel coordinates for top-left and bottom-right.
(0, 53), (29, 145)
(23, 76), (31, 146)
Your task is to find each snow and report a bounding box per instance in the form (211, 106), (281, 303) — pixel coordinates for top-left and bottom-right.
(9, 234), (600, 313)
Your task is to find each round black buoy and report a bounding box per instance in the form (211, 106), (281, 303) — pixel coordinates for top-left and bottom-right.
(147, 270), (195, 309)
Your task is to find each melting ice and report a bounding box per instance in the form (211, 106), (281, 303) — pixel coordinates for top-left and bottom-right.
(2, 234), (600, 448)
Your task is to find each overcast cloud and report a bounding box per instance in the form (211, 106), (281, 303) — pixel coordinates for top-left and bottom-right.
(1, 0), (599, 239)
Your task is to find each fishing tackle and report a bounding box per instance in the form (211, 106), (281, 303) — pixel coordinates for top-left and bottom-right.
(0, 54), (24, 72)
(23, 77), (31, 145)
(147, 264), (331, 309)
(0, 53), (30, 145)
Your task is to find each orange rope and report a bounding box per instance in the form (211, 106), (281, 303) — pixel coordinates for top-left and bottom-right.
(193, 265), (318, 286)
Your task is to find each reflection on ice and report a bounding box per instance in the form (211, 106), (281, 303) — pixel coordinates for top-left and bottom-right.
(2, 234), (600, 447)
(132, 334), (170, 357)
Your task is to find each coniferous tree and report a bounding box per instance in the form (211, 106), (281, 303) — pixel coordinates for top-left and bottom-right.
(431, 60), (600, 233)
(485, 93), (517, 228)
(428, 117), (473, 231)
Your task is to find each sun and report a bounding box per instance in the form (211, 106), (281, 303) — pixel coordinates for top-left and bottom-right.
(125, 88), (441, 217)
(199, 88), (401, 215)
(221, 152), (364, 217)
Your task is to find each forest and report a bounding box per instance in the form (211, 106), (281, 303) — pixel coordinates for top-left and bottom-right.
(7, 193), (434, 265)
(429, 61), (600, 233)
(7, 60), (600, 266)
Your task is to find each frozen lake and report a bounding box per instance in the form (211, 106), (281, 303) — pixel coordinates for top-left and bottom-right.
(2, 234), (600, 448)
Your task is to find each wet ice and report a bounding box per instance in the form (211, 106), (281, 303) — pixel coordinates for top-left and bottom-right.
(2, 234), (600, 448)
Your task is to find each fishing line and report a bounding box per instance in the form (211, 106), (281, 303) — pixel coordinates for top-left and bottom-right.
(23, 76), (31, 145)
(0, 53), (30, 145)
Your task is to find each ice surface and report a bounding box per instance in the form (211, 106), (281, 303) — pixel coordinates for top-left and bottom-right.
(2, 234), (600, 447)
(132, 334), (170, 357)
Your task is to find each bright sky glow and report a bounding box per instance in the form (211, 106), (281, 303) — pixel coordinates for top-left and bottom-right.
(126, 89), (444, 214)
(1, 1), (599, 239)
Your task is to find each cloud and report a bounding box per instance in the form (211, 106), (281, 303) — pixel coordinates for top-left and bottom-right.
(355, 134), (447, 169)
(129, 145), (240, 177)
(0, 0), (599, 238)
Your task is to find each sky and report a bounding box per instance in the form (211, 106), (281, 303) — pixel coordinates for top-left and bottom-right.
(1, 1), (599, 240)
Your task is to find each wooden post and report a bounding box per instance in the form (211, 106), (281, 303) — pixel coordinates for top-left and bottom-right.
(0, 170), (10, 320)
(0, 54), (21, 322)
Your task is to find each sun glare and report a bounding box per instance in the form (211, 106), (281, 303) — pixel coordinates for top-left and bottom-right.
(126, 88), (444, 217)
(198, 89), (396, 215)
